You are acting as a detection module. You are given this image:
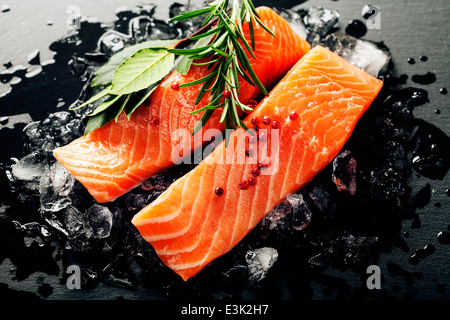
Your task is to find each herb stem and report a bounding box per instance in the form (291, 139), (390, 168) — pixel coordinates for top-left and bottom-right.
(170, 0), (274, 145)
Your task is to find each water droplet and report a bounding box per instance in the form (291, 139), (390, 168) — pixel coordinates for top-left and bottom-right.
(25, 66), (43, 79)
(439, 87), (447, 95)
(27, 49), (40, 65)
(437, 231), (450, 244)
(361, 5), (376, 19)
(412, 183), (431, 208)
(411, 218), (421, 228)
(411, 120), (450, 180)
(0, 116), (9, 125)
(1, 4), (11, 12)
(407, 58), (415, 65)
(409, 244), (435, 264)
(411, 72), (436, 85)
(345, 19), (367, 38)
(419, 55), (428, 62)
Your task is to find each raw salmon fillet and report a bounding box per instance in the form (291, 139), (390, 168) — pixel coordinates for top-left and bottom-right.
(53, 7), (310, 203)
(131, 45), (383, 281)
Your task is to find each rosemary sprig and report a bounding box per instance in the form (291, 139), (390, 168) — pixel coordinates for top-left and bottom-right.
(170, 0), (275, 142)
(73, 0), (274, 142)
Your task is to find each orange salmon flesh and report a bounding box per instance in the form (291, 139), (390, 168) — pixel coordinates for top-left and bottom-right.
(131, 45), (383, 281)
(53, 7), (311, 203)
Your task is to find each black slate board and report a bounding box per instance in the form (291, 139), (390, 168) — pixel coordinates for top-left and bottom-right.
(0, 0), (449, 304)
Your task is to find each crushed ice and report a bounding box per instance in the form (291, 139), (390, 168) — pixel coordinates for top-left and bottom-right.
(1, 2), (403, 291)
(332, 150), (357, 195)
(264, 192), (312, 231)
(320, 33), (391, 77)
(245, 247), (278, 282)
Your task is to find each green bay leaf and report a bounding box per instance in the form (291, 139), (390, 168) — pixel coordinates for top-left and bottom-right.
(87, 93), (121, 117)
(84, 97), (124, 136)
(125, 81), (161, 119)
(92, 40), (176, 87)
(109, 48), (175, 95)
(69, 85), (111, 110)
(115, 94), (131, 122)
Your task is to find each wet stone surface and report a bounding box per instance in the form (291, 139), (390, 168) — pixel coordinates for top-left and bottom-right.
(0, 1), (449, 300)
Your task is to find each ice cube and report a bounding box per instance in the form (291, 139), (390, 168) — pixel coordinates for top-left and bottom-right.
(68, 56), (86, 77)
(98, 30), (131, 55)
(169, 2), (204, 39)
(136, 3), (156, 17)
(114, 5), (132, 18)
(67, 180), (96, 211)
(125, 193), (152, 211)
(286, 193), (312, 230)
(274, 8), (308, 40)
(148, 19), (179, 40)
(23, 121), (43, 148)
(380, 140), (408, 173)
(48, 111), (71, 130)
(129, 16), (152, 43)
(141, 173), (175, 191)
(340, 233), (378, 266)
(308, 253), (330, 269)
(86, 204), (113, 239)
(42, 209), (68, 237)
(23, 112), (83, 152)
(264, 200), (291, 230)
(50, 161), (75, 197)
(23, 120), (55, 152)
(60, 118), (85, 145)
(11, 151), (49, 182)
(320, 33), (391, 77)
(245, 247), (278, 282)
(64, 205), (93, 239)
(169, 3), (186, 19)
(309, 186), (332, 213)
(264, 193), (312, 231)
(300, 6), (340, 44)
(13, 221), (53, 241)
(39, 167), (72, 215)
(40, 188), (72, 213)
(359, 167), (405, 202)
(332, 150), (357, 195)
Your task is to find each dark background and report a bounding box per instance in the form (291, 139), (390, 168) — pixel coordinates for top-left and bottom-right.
(0, 0), (449, 302)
